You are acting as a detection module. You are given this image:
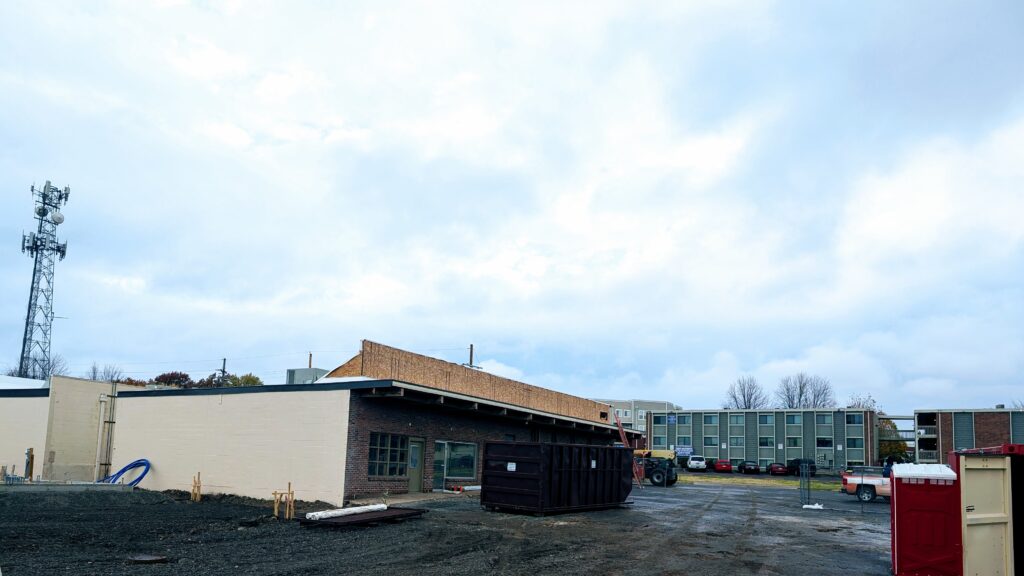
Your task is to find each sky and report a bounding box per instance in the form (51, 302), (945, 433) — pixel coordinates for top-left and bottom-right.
(1, 1), (1022, 414)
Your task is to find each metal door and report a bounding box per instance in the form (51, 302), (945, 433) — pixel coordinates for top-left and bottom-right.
(960, 455), (1014, 576)
(408, 440), (424, 493)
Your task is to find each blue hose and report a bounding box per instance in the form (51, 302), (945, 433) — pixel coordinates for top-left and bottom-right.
(99, 459), (151, 487)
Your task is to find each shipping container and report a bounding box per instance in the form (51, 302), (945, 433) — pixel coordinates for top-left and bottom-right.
(480, 442), (633, 515)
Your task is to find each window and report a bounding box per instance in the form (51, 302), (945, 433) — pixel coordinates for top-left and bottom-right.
(758, 414), (774, 425)
(652, 436), (667, 447)
(846, 413), (864, 425)
(615, 408), (622, 417)
(678, 415), (691, 424)
(729, 414), (744, 425)
(847, 438), (864, 448)
(785, 414), (802, 425)
(703, 436), (719, 447)
(786, 437), (801, 447)
(729, 437), (744, 447)
(704, 414), (718, 425)
(677, 436), (692, 446)
(637, 409), (646, 418)
(816, 438), (833, 448)
(442, 441), (477, 478)
(653, 415), (667, 425)
(623, 410), (631, 418)
(759, 437), (774, 447)
(815, 414), (832, 425)
(368, 432), (408, 477)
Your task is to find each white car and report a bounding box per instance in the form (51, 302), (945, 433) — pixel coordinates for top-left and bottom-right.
(686, 455), (707, 471)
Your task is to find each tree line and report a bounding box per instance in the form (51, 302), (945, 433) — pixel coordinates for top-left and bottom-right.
(6, 359), (263, 388)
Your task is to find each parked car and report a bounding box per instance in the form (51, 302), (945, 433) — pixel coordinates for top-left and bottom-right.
(786, 458), (817, 476)
(737, 461), (760, 475)
(686, 455), (707, 472)
(767, 463), (787, 476)
(714, 459), (733, 473)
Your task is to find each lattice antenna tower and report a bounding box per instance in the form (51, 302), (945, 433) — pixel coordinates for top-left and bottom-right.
(18, 180), (70, 380)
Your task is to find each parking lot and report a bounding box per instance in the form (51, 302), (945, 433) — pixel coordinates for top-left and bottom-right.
(0, 479), (891, 575)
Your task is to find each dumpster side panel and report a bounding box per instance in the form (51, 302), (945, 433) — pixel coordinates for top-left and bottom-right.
(481, 442), (632, 514)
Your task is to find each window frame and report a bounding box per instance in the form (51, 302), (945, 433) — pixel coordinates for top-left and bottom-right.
(368, 432), (409, 478)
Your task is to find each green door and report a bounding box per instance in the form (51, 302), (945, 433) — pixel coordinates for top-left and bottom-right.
(408, 440), (424, 493)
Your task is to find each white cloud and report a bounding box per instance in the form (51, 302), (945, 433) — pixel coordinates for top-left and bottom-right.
(198, 121), (253, 148)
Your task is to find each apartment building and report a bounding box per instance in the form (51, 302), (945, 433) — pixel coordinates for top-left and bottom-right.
(914, 407), (1024, 463)
(590, 399), (681, 432)
(645, 408), (877, 470)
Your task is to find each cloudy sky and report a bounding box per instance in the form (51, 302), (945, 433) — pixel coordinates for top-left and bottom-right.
(1, 1), (1022, 414)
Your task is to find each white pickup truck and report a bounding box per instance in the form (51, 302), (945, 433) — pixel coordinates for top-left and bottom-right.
(841, 467), (891, 502)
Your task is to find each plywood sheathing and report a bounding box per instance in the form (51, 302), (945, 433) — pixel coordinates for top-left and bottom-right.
(328, 340), (611, 425)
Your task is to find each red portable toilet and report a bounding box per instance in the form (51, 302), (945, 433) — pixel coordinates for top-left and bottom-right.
(891, 463), (962, 576)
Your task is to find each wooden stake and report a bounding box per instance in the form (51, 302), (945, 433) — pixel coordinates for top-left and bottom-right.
(191, 472), (203, 502)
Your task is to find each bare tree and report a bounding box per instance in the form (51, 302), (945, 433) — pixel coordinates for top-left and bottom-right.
(2, 355), (67, 378)
(847, 393), (881, 413)
(1013, 399), (1024, 410)
(723, 376), (769, 409)
(44, 354), (69, 376)
(85, 362), (124, 382)
(775, 373), (835, 408)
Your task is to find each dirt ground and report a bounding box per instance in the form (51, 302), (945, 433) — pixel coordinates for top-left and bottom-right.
(0, 480), (891, 575)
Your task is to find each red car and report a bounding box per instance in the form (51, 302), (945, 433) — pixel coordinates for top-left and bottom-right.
(714, 460), (733, 473)
(767, 463), (787, 476)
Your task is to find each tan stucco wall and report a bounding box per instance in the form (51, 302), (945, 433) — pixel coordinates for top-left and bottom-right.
(0, 395), (50, 477)
(111, 389), (350, 505)
(43, 376), (114, 482)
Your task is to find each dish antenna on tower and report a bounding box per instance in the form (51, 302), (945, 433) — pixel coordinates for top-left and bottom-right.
(18, 180), (71, 380)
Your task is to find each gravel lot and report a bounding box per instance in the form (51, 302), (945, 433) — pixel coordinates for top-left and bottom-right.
(0, 480), (890, 575)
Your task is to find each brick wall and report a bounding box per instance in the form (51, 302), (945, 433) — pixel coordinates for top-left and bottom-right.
(344, 394), (614, 499)
(973, 412), (1011, 448)
(328, 340), (611, 424)
(939, 412), (953, 458)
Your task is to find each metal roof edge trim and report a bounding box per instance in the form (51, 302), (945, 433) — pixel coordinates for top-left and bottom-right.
(391, 381), (630, 433)
(0, 388), (50, 398)
(117, 379), (393, 398)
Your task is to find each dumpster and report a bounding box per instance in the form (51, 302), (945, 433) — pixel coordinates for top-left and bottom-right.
(890, 463), (961, 576)
(480, 442), (633, 514)
(951, 445), (1023, 576)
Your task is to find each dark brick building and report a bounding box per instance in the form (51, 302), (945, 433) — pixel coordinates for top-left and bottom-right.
(327, 341), (639, 499)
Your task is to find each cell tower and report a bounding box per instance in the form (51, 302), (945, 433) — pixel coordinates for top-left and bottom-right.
(18, 181), (70, 380)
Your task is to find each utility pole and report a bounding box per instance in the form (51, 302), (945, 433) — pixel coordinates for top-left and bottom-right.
(18, 181), (70, 380)
(217, 358), (228, 385)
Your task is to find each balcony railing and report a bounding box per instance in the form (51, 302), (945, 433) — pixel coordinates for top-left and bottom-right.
(917, 450), (938, 462)
(879, 429), (916, 441)
(917, 426), (937, 436)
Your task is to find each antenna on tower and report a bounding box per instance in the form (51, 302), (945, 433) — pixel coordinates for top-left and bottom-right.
(18, 180), (70, 380)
